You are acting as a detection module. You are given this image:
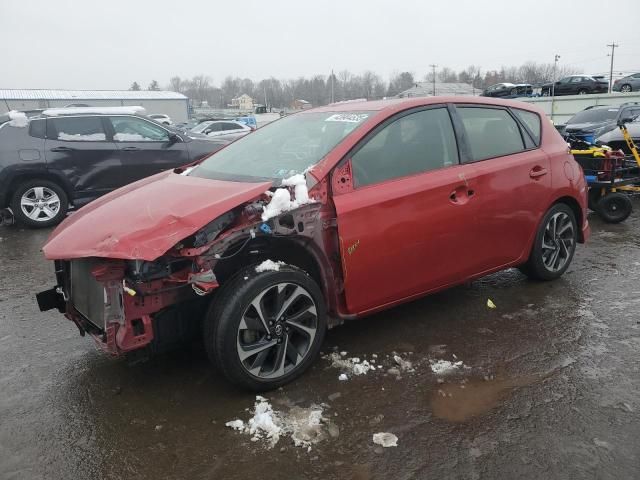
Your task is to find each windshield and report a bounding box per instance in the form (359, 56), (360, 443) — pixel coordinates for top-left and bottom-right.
(568, 108), (618, 124)
(191, 111), (372, 182)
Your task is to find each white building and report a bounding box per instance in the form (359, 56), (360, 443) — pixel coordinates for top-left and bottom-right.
(230, 94), (254, 110)
(0, 90), (190, 122)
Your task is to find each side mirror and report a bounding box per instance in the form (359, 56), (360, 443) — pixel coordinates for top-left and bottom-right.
(168, 133), (180, 144)
(618, 116), (635, 127)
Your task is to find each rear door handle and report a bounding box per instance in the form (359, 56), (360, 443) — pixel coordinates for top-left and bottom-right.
(50, 146), (75, 152)
(121, 146), (141, 151)
(449, 187), (475, 204)
(529, 166), (548, 178)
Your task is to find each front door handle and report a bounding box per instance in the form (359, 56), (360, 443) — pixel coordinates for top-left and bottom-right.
(121, 146), (141, 151)
(530, 166), (548, 178)
(449, 186), (475, 204)
(50, 146), (75, 152)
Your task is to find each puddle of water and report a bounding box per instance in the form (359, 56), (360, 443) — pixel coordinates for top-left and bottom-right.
(430, 375), (539, 422)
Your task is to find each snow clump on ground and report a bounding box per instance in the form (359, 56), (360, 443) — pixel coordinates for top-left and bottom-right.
(325, 352), (376, 377)
(373, 432), (398, 447)
(225, 396), (328, 449)
(430, 359), (465, 375)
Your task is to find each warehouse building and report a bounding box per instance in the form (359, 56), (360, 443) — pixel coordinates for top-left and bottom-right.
(0, 89), (189, 122)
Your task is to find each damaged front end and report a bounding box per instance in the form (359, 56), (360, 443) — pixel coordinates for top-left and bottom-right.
(37, 174), (344, 357)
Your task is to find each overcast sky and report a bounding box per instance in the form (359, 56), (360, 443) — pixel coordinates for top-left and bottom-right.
(2, 0), (639, 90)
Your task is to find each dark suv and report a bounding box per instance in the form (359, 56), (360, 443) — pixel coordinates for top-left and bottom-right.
(0, 108), (229, 227)
(541, 75), (609, 96)
(561, 102), (640, 144)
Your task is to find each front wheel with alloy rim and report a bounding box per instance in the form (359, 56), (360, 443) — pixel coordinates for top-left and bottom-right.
(9, 179), (69, 228)
(521, 203), (577, 281)
(204, 264), (326, 391)
(620, 84), (632, 93)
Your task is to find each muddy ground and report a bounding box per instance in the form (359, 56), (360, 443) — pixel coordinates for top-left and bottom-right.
(1, 206), (639, 480)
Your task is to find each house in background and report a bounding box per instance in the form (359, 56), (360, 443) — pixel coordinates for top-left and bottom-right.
(292, 99), (312, 110)
(230, 94), (254, 110)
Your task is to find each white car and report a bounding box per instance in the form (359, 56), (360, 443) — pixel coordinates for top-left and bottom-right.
(191, 120), (252, 138)
(149, 114), (172, 125)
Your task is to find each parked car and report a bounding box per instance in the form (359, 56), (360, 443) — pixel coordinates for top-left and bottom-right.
(36, 97), (589, 391)
(541, 75), (609, 96)
(562, 103), (640, 144)
(595, 116), (640, 154)
(191, 120), (253, 139)
(148, 114), (172, 125)
(0, 107), (229, 227)
(612, 73), (640, 93)
(481, 83), (533, 98)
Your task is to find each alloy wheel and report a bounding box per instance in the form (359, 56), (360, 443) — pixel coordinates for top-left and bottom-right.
(541, 212), (575, 272)
(621, 85), (631, 93)
(236, 282), (318, 379)
(20, 187), (61, 222)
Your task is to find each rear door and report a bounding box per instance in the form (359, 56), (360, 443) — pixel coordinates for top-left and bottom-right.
(451, 105), (551, 274)
(44, 116), (120, 201)
(107, 115), (189, 185)
(332, 106), (480, 314)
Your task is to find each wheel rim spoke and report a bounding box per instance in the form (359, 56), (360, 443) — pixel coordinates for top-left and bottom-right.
(237, 338), (277, 362)
(541, 212), (575, 272)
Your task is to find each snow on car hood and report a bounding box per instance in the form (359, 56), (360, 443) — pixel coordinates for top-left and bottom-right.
(43, 170), (272, 261)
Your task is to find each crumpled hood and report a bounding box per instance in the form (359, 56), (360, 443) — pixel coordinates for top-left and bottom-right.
(565, 121), (613, 134)
(43, 170), (271, 261)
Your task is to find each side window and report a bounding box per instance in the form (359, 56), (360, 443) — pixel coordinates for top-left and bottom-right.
(50, 117), (106, 141)
(570, 77), (582, 83)
(512, 108), (541, 146)
(457, 107), (525, 161)
(207, 123), (223, 133)
(109, 116), (169, 142)
(222, 122), (241, 131)
(352, 108), (459, 188)
(29, 119), (46, 139)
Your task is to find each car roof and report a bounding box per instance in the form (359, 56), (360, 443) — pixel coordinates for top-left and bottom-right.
(307, 96), (542, 114)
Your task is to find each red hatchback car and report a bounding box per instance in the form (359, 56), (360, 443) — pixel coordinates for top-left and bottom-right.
(37, 97), (589, 390)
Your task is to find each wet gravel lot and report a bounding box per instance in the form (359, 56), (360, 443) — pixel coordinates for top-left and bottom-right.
(1, 206), (639, 480)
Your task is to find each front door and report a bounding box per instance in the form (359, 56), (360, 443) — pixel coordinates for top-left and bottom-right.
(107, 116), (189, 186)
(332, 106), (479, 314)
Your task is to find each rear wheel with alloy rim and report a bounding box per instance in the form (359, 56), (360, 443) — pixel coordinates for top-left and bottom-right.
(205, 264), (326, 391)
(620, 84), (632, 93)
(10, 179), (69, 228)
(521, 203), (577, 281)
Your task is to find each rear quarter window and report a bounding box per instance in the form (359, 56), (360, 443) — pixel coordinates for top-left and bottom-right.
(29, 119), (46, 139)
(512, 108), (541, 146)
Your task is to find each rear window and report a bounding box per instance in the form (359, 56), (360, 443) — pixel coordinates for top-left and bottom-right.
(512, 108), (541, 145)
(457, 107), (525, 162)
(567, 108), (618, 124)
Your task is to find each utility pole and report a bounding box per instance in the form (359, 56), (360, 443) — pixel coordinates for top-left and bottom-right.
(331, 69), (335, 103)
(551, 54), (560, 123)
(607, 42), (619, 93)
(429, 64), (437, 96)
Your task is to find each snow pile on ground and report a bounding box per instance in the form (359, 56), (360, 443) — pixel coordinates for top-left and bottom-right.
(261, 174), (313, 221)
(7, 111), (28, 127)
(373, 432), (398, 447)
(326, 352), (376, 377)
(225, 396), (327, 449)
(58, 132), (106, 141)
(430, 359), (465, 375)
(255, 259), (286, 272)
(393, 354), (415, 373)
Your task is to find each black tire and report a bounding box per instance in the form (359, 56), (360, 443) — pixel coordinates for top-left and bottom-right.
(522, 203), (577, 281)
(204, 264), (327, 391)
(9, 179), (69, 228)
(620, 84), (632, 93)
(588, 188), (604, 211)
(596, 192), (632, 223)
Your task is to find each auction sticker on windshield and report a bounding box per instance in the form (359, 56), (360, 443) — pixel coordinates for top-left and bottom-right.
(325, 113), (369, 123)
